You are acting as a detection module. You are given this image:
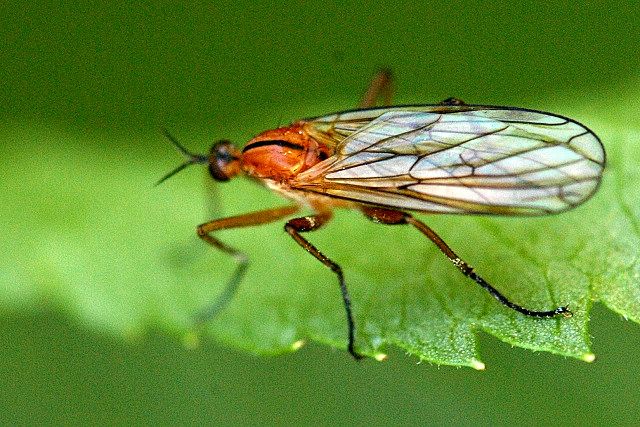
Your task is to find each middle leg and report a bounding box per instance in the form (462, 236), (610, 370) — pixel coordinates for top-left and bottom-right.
(284, 211), (363, 360)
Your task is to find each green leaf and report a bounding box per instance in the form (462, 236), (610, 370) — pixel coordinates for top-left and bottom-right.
(1, 95), (638, 368)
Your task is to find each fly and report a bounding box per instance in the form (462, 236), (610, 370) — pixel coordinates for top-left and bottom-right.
(159, 70), (605, 360)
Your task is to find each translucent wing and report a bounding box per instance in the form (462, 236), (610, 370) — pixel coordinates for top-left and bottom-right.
(294, 106), (605, 215)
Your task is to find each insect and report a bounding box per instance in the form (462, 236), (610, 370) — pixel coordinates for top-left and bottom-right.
(159, 71), (605, 360)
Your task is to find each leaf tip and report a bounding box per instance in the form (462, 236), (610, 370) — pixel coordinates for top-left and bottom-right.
(291, 339), (306, 351)
(374, 353), (388, 362)
(582, 352), (596, 363)
(471, 359), (486, 371)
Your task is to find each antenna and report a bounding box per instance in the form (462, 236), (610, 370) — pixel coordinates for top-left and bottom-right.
(156, 128), (209, 185)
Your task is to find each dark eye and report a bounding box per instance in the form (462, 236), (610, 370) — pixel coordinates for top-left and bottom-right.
(208, 162), (230, 181)
(208, 140), (241, 182)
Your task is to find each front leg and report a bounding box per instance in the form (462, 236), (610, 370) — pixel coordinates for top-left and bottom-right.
(195, 205), (300, 324)
(284, 211), (363, 360)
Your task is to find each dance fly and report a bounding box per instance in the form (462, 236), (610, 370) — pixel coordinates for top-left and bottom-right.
(159, 71), (605, 360)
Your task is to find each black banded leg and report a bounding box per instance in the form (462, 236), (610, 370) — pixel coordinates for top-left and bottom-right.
(195, 205), (300, 324)
(284, 212), (363, 360)
(439, 97), (466, 106)
(359, 69), (394, 108)
(361, 206), (572, 318)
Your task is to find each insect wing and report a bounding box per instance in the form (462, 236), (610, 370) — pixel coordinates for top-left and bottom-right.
(295, 106), (605, 215)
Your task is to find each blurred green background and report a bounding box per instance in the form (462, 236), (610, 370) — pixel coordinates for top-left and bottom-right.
(1, 1), (639, 425)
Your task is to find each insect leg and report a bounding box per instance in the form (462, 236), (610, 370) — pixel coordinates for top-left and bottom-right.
(194, 204), (300, 324)
(359, 69), (394, 108)
(439, 97), (466, 106)
(284, 211), (363, 360)
(361, 206), (572, 318)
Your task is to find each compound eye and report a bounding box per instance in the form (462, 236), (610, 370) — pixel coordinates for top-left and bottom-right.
(208, 161), (230, 181)
(208, 140), (241, 182)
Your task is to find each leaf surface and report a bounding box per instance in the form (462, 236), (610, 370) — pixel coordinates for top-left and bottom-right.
(1, 101), (638, 368)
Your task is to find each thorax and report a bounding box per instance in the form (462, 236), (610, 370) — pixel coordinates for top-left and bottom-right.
(240, 123), (332, 182)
